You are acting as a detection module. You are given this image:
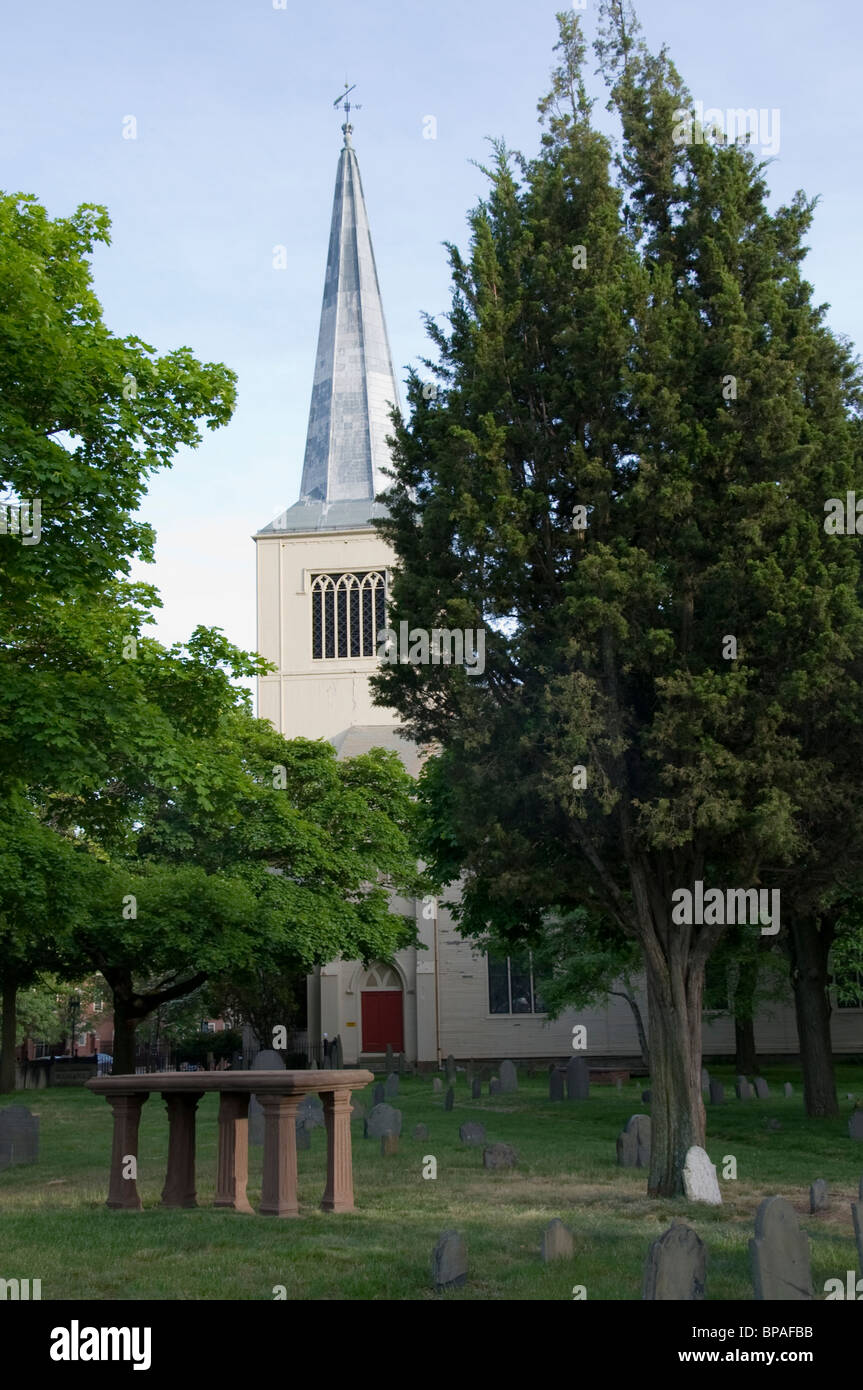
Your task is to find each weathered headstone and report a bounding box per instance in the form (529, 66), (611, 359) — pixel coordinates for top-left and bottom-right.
(682, 1146), (722, 1205)
(488, 1078), (501, 1096)
(432, 1077), (443, 1094)
(749, 1195), (813, 1300)
(249, 1049), (285, 1145)
(297, 1094), (324, 1130)
(615, 1078), (623, 1092)
(413, 1123), (429, 1141)
(471, 1078), (482, 1100)
(295, 1121), (310, 1151)
(385, 1072), (399, 1099)
(809, 1178), (828, 1213)
(784, 1082), (793, 1098)
(432, 1231), (467, 1291)
(444, 1086), (454, 1111)
(0, 1105), (39, 1169)
(754, 1077), (770, 1099)
(459, 1122), (486, 1146)
(499, 1059), (518, 1094)
(367, 1103), (402, 1138)
(616, 1114), (651, 1169)
(541, 1219), (574, 1263)
(641, 1088), (652, 1104)
(380, 1134), (399, 1157)
(736, 1078), (754, 1100)
(549, 1070), (564, 1102)
(445, 1054), (456, 1085)
(643, 1222), (706, 1301)
(483, 1142), (518, 1170)
(373, 1082), (385, 1106)
(709, 1079), (725, 1106)
(566, 1056), (589, 1101)
(849, 1110), (863, 1141)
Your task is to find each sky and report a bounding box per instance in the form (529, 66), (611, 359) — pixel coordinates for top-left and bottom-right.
(3, 0), (862, 683)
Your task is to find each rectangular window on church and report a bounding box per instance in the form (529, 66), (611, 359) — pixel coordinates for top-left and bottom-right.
(487, 952), (545, 1014)
(311, 571), (386, 660)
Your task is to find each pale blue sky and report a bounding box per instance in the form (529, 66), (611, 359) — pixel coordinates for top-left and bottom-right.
(3, 0), (861, 668)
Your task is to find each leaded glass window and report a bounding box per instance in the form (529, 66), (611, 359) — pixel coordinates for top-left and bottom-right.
(311, 571), (386, 659)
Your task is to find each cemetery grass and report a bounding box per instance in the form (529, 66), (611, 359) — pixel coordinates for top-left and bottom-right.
(1, 1067), (861, 1300)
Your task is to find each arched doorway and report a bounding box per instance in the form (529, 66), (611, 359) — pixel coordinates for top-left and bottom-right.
(361, 963), (404, 1053)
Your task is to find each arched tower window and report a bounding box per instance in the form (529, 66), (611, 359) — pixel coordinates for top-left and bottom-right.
(311, 570), (386, 659)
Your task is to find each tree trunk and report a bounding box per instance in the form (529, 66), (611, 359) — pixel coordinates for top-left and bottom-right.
(734, 1015), (757, 1074)
(0, 975), (17, 1093)
(110, 983), (140, 1077)
(645, 959), (705, 1196)
(788, 913), (838, 1118)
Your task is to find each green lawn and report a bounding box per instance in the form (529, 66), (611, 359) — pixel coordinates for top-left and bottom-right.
(1, 1066), (861, 1300)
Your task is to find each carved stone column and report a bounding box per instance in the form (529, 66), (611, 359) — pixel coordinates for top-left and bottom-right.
(320, 1088), (354, 1213)
(105, 1093), (149, 1210)
(160, 1091), (203, 1208)
(258, 1094), (301, 1217)
(214, 1092), (253, 1213)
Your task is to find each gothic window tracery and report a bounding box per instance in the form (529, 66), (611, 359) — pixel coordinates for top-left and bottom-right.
(311, 570), (386, 659)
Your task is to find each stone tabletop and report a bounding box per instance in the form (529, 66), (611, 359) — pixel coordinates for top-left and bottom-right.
(87, 1070), (373, 1095)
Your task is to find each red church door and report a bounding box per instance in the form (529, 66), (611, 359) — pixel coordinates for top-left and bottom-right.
(361, 989), (404, 1053)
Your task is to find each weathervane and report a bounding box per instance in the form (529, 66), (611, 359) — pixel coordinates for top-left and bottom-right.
(333, 81), (362, 145)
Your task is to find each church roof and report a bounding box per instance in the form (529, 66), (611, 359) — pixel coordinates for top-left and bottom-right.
(258, 122), (400, 537)
(330, 724), (425, 778)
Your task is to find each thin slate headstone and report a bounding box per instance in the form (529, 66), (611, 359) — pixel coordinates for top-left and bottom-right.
(385, 1072), (399, 1099)
(488, 1078), (501, 1096)
(248, 1048), (285, 1145)
(458, 1122), (486, 1146)
(617, 1114), (651, 1169)
(849, 1111), (863, 1141)
(643, 1222), (706, 1301)
(852, 1203), (863, 1275)
(499, 1060), (518, 1094)
(445, 1054), (456, 1085)
(784, 1082), (793, 1098)
(471, 1078), (482, 1100)
(641, 1089), (652, 1105)
(809, 1178), (829, 1213)
(754, 1077), (770, 1099)
(566, 1056), (589, 1101)
(366, 1103), (402, 1138)
(0, 1105), (39, 1168)
(432, 1231), (467, 1292)
(297, 1094), (324, 1130)
(749, 1195), (813, 1300)
(444, 1086), (454, 1111)
(380, 1134), (399, 1157)
(709, 1079), (725, 1106)
(736, 1078), (754, 1101)
(483, 1142), (518, 1170)
(413, 1123), (429, 1141)
(615, 1078), (623, 1092)
(682, 1146), (722, 1205)
(295, 1121), (310, 1151)
(549, 1070), (564, 1102)
(541, 1219), (574, 1263)
(373, 1082), (385, 1106)
(432, 1077), (443, 1094)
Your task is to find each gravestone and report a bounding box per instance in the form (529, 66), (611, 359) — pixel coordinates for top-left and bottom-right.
(736, 1079), (754, 1101)
(295, 1121), (310, 1151)
(499, 1060), (518, 1094)
(471, 1078), (482, 1100)
(682, 1146), (722, 1205)
(641, 1089), (652, 1105)
(616, 1114), (651, 1169)
(849, 1111), (863, 1141)
(643, 1222), (706, 1301)
(458, 1122), (486, 1147)
(432, 1231), (467, 1291)
(488, 1078), (501, 1096)
(385, 1072), (399, 1099)
(432, 1077), (443, 1094)
(413, 1123), (429, 1141)
(701, 1066), (710, 1096)
(541, 1219), (574, 1263)
(566, 1056), (589, 1101)
(615, 1078), (623, 1092)
(784, 1083), (793, 1098)
(444, 1086), (454, 1111)
(331, 1034), (343, 1069)
(249, 1049), (285, 1145)
(483, 1142), (518, 1170)
(549, 1071), (564, 1102)
(297, 1094), (324, 1130)
(385, 1043), (394, 1073)
(445, 1054), (456, 1085)
(709, 1080), (725, 1106)
(852, 1203), (863, 1275)
(351, 1101), (366, 1122)
(749, 1195), (813, 1300)
(0, 1106), (39, 1169)
(373, 1083), (385, 1106)
(380, 1134), (399, 1157)
(50, 1058), (98, 1087)
(754, 1077), (770, 1099)
(367, 1103), (402, 1138)
(809, 1178), (828, 1213)
(465, 1061), (474, 1085)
